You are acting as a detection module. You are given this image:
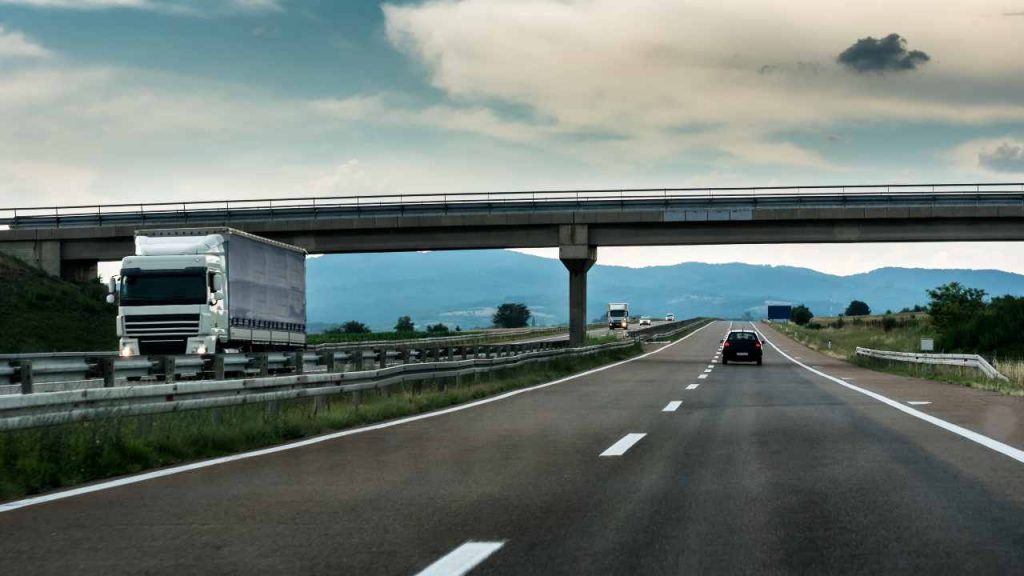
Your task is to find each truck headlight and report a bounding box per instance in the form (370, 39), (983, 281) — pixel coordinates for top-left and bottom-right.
(120, 346), (133, 358)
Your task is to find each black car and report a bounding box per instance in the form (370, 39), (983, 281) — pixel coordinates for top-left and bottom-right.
(721, 330), (764, 365)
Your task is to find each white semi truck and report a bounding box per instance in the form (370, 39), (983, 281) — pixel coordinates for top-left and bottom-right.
(607, 302), (629, 330)
(107, 228), (306, 356)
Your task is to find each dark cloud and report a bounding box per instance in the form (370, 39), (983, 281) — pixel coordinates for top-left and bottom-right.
(837, 33), (930, 73)
(979, 141), (1024, 173)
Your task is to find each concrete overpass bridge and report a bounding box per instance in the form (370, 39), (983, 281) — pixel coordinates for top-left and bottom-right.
(2, 182), (1023, 345)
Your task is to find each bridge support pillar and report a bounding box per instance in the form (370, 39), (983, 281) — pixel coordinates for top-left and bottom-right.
(559, 225), (596, 348)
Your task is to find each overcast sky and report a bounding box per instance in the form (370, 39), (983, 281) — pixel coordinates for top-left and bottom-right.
(1, 0), (1023, 275)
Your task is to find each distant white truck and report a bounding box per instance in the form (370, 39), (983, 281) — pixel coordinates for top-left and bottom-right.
(607, 303), (629, 330)
(107, 227), (307, 356)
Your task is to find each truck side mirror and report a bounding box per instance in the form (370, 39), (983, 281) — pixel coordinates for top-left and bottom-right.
(212, 273), (224, 292)
(215, 289), (225, 302)
(106, 277), (117, 294)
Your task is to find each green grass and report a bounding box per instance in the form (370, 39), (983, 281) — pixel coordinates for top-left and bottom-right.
(0, 254), (117, 353)
(770, 318), (1024, 396)
(852, 356), (1024, 396)
(772, 318), (933, 360)
(0, 343), (642, 501)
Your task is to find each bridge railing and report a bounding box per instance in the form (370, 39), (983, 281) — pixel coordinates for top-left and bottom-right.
(855, 347), (1008, 381)
(2, 182), (1023, 227)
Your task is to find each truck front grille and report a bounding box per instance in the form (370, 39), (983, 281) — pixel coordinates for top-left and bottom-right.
(124, 314), (201, 337)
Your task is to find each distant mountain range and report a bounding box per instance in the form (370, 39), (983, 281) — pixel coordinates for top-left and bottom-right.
(306, 250), (1024, 331)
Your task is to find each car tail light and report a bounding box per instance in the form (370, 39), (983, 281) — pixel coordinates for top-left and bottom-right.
(723, 341), (730, 347)
(755, 341), (762, 349)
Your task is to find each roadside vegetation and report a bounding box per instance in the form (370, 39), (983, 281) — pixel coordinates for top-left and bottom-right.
(0, 343), (642, 501)
(0, 254), (117, 353)
(774, 286), (1024, 395)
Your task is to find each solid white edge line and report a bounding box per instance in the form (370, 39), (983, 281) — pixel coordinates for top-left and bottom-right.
(750, 322), (1024, 465)
(1, 321), (720, 513)
(907, 401), (932, 406)
(600, 432), (647, 456)
(416, 541), (505, 576)
(663, 401), (683, 412)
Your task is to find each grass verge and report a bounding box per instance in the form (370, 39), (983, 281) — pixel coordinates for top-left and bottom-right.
(0, 343), (642, 502)
(769, 322), (1024, 396)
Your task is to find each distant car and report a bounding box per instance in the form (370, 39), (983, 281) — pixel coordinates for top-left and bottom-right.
(721, 330), (763, 365)
(665, 313), (675, 322)
(639, 316), (652, 326)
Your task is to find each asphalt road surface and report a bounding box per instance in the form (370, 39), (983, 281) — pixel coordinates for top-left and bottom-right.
(2, 320), (1023, 574)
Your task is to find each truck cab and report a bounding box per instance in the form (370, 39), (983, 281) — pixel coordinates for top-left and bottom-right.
(113, 254), (226, 356)
(607, 303), (629, 330)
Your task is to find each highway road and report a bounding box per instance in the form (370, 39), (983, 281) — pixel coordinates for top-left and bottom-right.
(2, 320), (1023, 574)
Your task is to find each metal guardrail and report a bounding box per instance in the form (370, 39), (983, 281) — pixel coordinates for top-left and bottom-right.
(0, 318), (710, 430)
(0, 325), (592, 390)
(855, 347), (1009, 381)
(2, 183), (1022, 228)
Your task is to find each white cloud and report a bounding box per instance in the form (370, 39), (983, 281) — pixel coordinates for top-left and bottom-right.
(950, 137), (1024, 176)
(383, 0), (1024, 167)
(0, 24), (49, 59)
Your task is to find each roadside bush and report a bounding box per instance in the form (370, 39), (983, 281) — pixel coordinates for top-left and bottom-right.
(790, 304), (813, 326)
(881, 314), (897, 332)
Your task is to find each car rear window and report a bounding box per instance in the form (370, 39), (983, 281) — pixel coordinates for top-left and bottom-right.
(728, 332), (758, 341)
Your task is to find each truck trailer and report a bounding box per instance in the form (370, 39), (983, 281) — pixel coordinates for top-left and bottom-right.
(108, 227), (306, 356)
(607, 303), (629, 330)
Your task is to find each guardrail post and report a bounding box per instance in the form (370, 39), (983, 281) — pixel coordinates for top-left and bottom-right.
(351, 349), (363, 371)
(18, 360), (33, 394)
(323, 351), (338, 373)
(256, 353), (269, 377)
(159, 356), (176, 383)
(292, 350), (304, 375)
(447, 345), (454, 361)
(100, 357), (116, 388)
(377, 348), (387, 369)
(461, 345), (469, 360)
(212, 354), (226, 380)
(433, 345), (441, 363)
(401, 347), (411, 364)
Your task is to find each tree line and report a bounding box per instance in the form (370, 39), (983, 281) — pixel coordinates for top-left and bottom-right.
(788, 282), (1024, 357)
(323, 302), (533, 336)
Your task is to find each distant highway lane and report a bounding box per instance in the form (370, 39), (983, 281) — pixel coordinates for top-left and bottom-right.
(2, 320), (1023, 574)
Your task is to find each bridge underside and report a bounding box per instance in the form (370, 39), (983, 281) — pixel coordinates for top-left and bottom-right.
(2, 209), (1023, 346)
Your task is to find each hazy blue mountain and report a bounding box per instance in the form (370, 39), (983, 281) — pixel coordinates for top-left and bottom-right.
(306, 250), (1024, 331)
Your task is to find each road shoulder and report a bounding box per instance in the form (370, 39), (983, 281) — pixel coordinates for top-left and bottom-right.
(761, 322), (1024, 450)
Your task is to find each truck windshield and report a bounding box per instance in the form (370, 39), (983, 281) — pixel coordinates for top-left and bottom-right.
(610, 310), (626, 318)
(120, 271), (207, 306)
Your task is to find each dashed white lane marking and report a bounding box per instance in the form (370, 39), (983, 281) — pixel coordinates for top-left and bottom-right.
(686, 383), (700, 390)
(703, 369), (713, 373)
(601, 433), (647, 457)
(0, 321), (723, 513)
(908, 401), (932, 406)
(707, 364), (715, 368)
(750, 322), (1024, 466)
(663, 401), (683, 412)
(698, 374), (708, 379)
(416, 541), (505, 576)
